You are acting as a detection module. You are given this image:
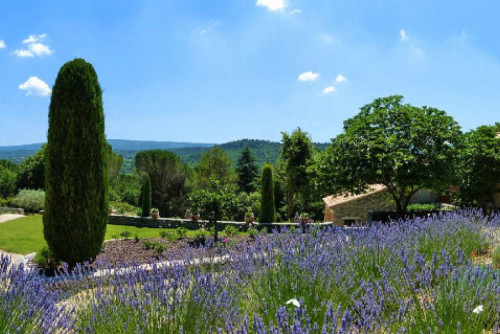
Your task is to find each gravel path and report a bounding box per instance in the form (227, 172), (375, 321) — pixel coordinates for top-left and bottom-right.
(0, 213), (24, 223)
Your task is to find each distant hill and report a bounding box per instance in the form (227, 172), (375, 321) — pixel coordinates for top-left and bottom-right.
(0, 138), (330, 173)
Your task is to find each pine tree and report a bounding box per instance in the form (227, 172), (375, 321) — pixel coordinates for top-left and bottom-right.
(141, 174), (152, 217)
(236, 145), (258, 194)
(44, 58), (108, 265)
(259, 164), (275, 222)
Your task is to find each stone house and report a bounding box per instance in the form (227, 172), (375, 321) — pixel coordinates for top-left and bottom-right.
(322, 184), (439, 225)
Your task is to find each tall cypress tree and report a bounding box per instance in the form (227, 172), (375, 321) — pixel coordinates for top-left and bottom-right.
(44, 58), (108, 265)
(259, 164), (275, 223)
(236, 145), (258, 194)
(141, 174), (152, 217)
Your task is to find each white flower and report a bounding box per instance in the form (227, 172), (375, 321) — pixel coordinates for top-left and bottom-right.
(472, 305), (483, 314)
(286, 298), (301, 308)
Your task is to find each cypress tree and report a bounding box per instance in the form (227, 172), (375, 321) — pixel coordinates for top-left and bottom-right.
(236, 145), (258, 194)
(259, 164), (275, 223)
(44, 58), (108, 265)
(141, 174), (152, 217)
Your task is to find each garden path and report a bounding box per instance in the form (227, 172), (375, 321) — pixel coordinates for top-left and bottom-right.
(0, 213), (24, 223)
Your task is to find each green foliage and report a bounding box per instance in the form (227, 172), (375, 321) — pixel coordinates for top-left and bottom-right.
(15, 146), (45, 191)
(223, 225), (239, 237)
(312, 95), (462, 213)
(279, 128), (314, 219)
(236, 145), (259, 193)
(119, 231), (132, 239)
(406, 203), (438, 211)
(0, 164), (17, 198)
(110, 172), (142, 206)
(44, 58), (109, 265)
(12, 189), (45, 212)
(106, 143), (124, 181)
(176, 227), (188, 239)
(159, 230), (169, 238)
(189, 189), (238, 221)
(135, 150), (190, 217)
(134, 234), (141, 243)
(33, 246), (60, 271)
(493, 246), (500, 268)
(195, 146), (236, 192)
(458, 123), (500, 208)
(141, 174), (152, 217)
(194, 228), (210, 244)
(109, 201), (140, 215)
(260, 164), (275, 222)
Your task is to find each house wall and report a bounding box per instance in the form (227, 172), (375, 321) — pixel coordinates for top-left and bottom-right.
(328, 191), (396, 225)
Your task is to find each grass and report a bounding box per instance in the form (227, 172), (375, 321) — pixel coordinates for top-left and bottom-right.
(0, 215), (245, 254)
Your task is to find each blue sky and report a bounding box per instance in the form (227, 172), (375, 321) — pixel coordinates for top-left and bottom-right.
(1, 0), (500, 145)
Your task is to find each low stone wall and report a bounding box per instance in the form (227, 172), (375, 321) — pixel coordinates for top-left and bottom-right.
(108, 215), (250, 231)
(0, 207), (25, 215)
(109, 215), (334, 232)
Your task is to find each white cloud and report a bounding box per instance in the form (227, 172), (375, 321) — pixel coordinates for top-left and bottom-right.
(298, 71), (320, 82)
(323, 86), (336, 94)
(256, 0), (286, 11)
(335, 74), (348, 83)
(29, 43), (53, 56)
(0, 40), (5, 49)
(22, 33), (47, 44)
(400, 29), (408, 41)
(14, 33), (53, 58)
(14, 49), (34, 57)
(18, 76), (52, 96)
(290, 9), (301, 15)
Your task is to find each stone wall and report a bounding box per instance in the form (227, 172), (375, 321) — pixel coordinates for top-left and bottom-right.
(109, 215), (334, 232)
(109, 215), (250, 231)
(330, 191), (395, 225)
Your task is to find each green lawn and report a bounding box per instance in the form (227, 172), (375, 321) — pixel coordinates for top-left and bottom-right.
(0, 215), (235, 255)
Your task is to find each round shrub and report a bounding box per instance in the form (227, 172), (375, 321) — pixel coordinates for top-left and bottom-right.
(11, 189), (45, 212)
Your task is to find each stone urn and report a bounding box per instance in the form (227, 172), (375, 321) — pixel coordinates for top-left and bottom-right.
(151, 209), (160, 219)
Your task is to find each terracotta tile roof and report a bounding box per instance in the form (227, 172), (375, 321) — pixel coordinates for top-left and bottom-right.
(322, 184), (387, 208)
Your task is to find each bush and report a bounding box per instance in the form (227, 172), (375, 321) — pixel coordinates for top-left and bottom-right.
(224, 225), (238, 237)
(33, 246), (60, 272)
(176, 227), (188, 239)
(194, 229), (210, 244)
(407, 203), (438, 211)
(119, 231), (132, 239)
(493, 246), (500, 268)
(259, 164), (275, 222)
(44, 58), (108, 266)
(11, 189), (45, 212)
(109, 201), (140, 216)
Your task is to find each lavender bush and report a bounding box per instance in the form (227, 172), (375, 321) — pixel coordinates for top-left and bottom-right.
(2, 210), (500, 333)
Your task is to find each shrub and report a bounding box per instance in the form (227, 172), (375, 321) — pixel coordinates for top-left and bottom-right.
(493, 246), (500, 268)
(44, 58), (108, 266)
(194, 229), (210, 244)
(141, 174), (152, 217)
(159, 230), (169, 238)
(109, 201), (141, 216)
(11, 189), (45, 212)
(224, 225), (238, 237)
(134, 234), (140, 243)
(259, 164), (275, 222)
(33, 246), (60, 272)
(165, 231), (179, 243)
(176, 227), (188, 239)
(407, 203), (438, 211)
(120, 231), (132, 239)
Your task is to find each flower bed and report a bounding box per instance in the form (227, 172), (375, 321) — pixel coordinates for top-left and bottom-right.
(2, 210), (500, 333)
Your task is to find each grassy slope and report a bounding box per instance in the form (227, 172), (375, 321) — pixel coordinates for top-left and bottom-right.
(0, 215), (233, 255)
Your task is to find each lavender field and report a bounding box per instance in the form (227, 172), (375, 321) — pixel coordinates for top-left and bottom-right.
(2, 210), (500, 333)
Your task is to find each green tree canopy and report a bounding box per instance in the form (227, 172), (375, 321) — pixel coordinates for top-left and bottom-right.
(459, 123), (500, 208)
(312, 95), (462, 213)
(236, 145), (258, 194)
(279, 128), (314, 218)
(135, 150), (190, 217)
(106, 143), (124, 181)
(16, 145), (46, 190)
(195, 146), (236, 192)
(0, 162), (17, 198)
